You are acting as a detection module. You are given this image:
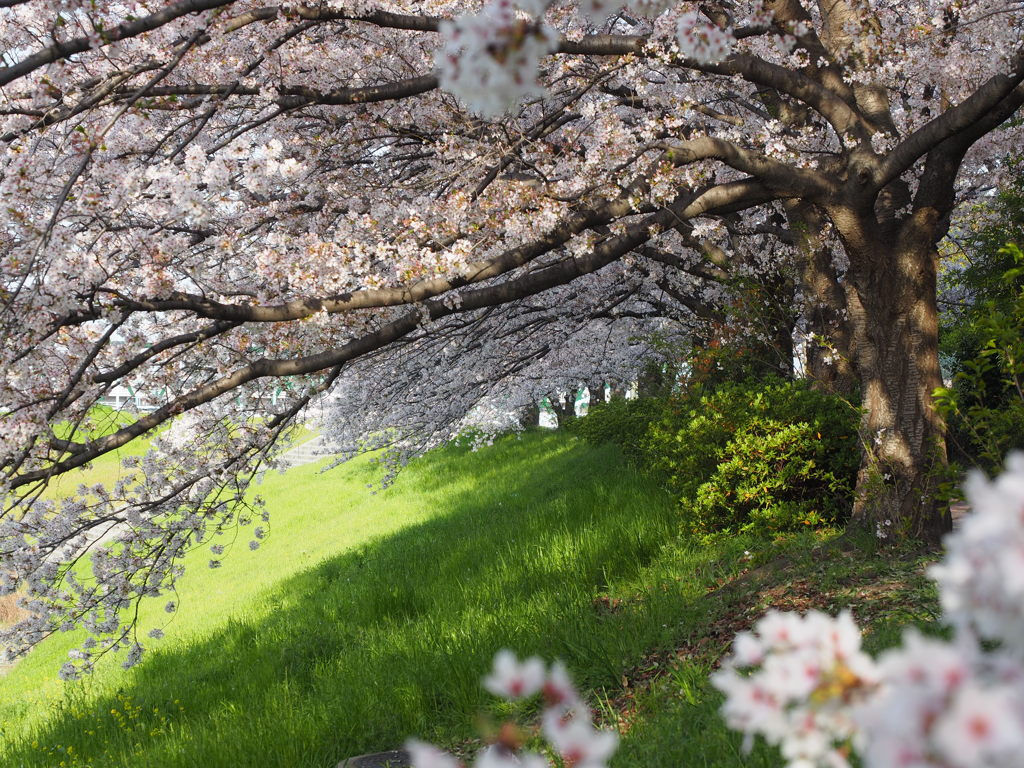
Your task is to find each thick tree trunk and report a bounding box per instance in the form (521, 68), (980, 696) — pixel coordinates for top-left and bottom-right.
(518, 401), (540, 428)
(846, 235), (951, 545)
(587, 380), (605, 408)
(785, 201), (858, 396)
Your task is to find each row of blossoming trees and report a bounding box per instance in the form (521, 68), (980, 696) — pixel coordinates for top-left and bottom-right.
(0, 0), (1022, 700)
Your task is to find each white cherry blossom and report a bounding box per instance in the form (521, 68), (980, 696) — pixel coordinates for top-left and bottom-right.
(406, 739), (463, 768)
(715, 457), (1024, 768)
(483, 649), (546, 699)
(436, 0), (558, 117)
(675, 12), (735, 65)
(412, 653), (615, 768)
(713, 610), (877, 768)
(930, 454), (1024, 647)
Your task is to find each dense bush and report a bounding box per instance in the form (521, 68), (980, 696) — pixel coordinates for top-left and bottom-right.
(687, 419), (857, 535)
(567, 397), (666, 464)
(647, 379), (860, 537)
(935, 243), (1024, 474)
(576, 377), (860, 538)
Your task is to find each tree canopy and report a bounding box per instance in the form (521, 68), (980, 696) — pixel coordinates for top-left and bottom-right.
(1, 0), (1023, 670)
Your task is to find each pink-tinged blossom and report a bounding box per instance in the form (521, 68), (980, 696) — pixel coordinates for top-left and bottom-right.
(712, 610), (876, 768)
(933, 684), (1024, 767)
(930, 453), (1024, 646)
(412, 653), (612, 768)
(856, 632), (1024, 768)
(436, 0), (557, 117)
(855, 632), (973, 768)
(625, 0), (674, 18)
(474, 746), (549, 768)
(577, 0), (626, 24)
(543, 660), (582, 707)
(542, 710), (618, 768)
(716, 457), (1024, 767)
(406, 739), (463, 768)
(483, 649), (546, 699)
(675, 12), (734, 65)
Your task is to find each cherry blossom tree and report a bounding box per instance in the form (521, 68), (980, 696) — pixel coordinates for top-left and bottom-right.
(1, 0), (1023, 668)
(320, 260), (715, 454)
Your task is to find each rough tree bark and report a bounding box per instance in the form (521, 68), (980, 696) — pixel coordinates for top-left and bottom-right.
(785, 201), (858, 396)
(833, 207), (952, 545)
(518, 401), (541, 428)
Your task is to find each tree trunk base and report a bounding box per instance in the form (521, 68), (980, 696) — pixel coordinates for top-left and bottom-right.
(851, 457), (952, 548)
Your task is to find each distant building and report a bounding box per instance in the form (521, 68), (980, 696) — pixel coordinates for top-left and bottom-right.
(97, 385), (161, 412)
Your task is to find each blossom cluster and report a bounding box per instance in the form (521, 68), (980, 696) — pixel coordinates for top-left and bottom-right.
(858, 632), (1024, 768)
(714, 455), (1024, 768)
(436, 4), (741, 111)
(675, 12), (734, 65)
(929, 454), (1024, 646)
(408, 650), (618, 768)
(712, 610), (876, 766)
(436, 0), (558, 117)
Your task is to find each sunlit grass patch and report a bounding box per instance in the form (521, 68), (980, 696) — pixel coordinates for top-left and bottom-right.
(0, 431), (942, 768)
(0, 432), (684, 766)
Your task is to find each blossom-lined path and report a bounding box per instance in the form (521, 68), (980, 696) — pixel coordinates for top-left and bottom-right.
(276, 435), (329, 469)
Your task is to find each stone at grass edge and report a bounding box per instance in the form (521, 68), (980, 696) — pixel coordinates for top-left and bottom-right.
(337, 749), (411, 768)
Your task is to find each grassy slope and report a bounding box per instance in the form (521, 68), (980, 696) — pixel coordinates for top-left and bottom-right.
(611, 532), (940, 767)
(0, 431), (939, 768)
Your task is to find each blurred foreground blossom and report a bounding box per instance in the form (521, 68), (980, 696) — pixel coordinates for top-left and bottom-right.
(408, 651), (617, 768)
(484, 649), (546, 698)
(930, 453), (1024, 646)
(713, 610), (877, 767)
(675, 12), (735, 65)
(436, 0), (557, 117)
(715, 454), (1024, 767)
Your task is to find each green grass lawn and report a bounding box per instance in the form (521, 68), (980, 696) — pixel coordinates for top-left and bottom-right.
(0, 430), (939, 768)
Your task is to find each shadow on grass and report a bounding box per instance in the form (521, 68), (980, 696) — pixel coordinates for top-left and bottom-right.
(5, 433), (700, 768)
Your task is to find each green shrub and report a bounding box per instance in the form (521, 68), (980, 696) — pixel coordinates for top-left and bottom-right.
(690, 420), (857, 535)
(645, 378), (860, 537)
(935, 243), (1024, 474)
(568, 397), (666, 463)
(571, 376), (860, 538)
